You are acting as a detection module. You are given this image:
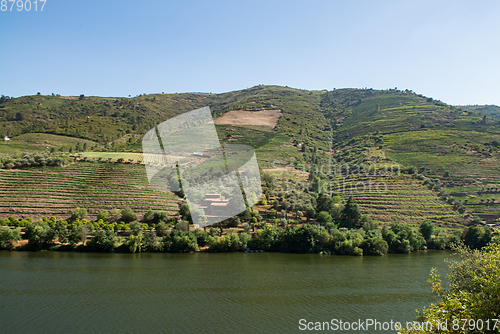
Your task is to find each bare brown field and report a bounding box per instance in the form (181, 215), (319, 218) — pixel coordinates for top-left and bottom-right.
(214, 109), (282, 128)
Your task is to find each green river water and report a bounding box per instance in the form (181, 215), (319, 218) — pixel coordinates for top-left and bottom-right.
(0, 250), (451, 333)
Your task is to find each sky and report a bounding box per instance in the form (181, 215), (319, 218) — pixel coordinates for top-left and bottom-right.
(1, 0), (499, 105)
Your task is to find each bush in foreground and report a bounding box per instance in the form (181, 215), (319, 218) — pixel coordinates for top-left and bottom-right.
(399, 238), (500, 334)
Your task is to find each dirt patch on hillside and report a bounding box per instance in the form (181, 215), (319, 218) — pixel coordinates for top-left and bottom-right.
(214, 109), (282, 128)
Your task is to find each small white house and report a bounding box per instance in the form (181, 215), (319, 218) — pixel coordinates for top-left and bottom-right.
(4, 136), (10, 141)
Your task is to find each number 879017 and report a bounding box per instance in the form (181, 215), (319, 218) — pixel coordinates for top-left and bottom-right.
(1, 0), (46, 11)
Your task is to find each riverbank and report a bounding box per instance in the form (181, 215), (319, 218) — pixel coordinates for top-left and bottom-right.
(1, 215), (493, 255)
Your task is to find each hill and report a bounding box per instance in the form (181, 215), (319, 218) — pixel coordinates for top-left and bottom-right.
(457, 104), (500, 120)
(1, 86), (500, 226)
(0, 162), (179, 221)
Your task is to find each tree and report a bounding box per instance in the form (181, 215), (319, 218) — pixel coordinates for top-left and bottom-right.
(109, 208), (122, 222)
(25, 221), (52, 250)
(340, 196), (361, 228)
(401, 239), (500, 334)
(48, 219), (69, 244)
(79, 94), (85, 100)
(153, 210), (169, 224)
(128, 221), (144, 236)
(87, 229), (117, 252)
(361, 237), (388, 256)
(68, 224), (88, 246)
(305, 207), (316, 221)
(179, 203), (191, 221)
(316, 193), (334, 214)
(97, 210), (109, 222)
(155, 222), (169, 237)
(463, 225), (492, 249)
(126, 233), (143, 253)
(71, 207), (87, 221)
(143, 208), (154, 223)
(316, 211), (332, 224)
(419, 220), (434, 241)
(121, 207), (138, 223)
(0, 227), (21, 249)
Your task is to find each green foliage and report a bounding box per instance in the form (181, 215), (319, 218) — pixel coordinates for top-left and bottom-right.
(462, 225), (492, 249)
(420, 220), (434, 241)
(97, 210), (109, 222)
(340, 196), (361, 228)
(87, 229), (117, 252)
(401, 239), (500, 334)
(207, 232), (247, 252)
(361, 237), (388, 256)
(382, 222), (426, 254)
(179, 203), (191, 221)
(121, 207), (138, 223)
(279, 224), (321, 253)
(458, 104), (500, 120)
(140, 231), (162, 252)
(70, 207), (88, 221)
(48, 219), (70, 244)
(142, 208), (154, 223)
(126, 234), (143, 253)
(248, 224), (281, 251)
(155, 222), (169, 237)
(0, 227), (21, 249)
(316, 194), (337, 215)
(109, 208), (122, 222)
(316, 211), (332, 224)
(162, 230), (198, 253)
(128, 221), (144, 236)
(174, 220), (189, 232)
(153, 210), (169, 224)
(0, 153), (69, 169)
(68, 224), (88, 246)
(193, 230), (211, 247)
(25, 221), (53, 250)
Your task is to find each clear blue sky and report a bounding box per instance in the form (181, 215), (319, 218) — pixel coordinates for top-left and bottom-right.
(1, 0), (499, 105)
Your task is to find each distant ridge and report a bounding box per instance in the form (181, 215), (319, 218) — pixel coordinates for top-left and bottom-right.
(457, 104), (500, 120)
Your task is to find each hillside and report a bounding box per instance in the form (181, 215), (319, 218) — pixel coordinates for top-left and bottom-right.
(0, 162), (179, 220)
(2, 86), (500, 225)
(457, 104), (500, 120)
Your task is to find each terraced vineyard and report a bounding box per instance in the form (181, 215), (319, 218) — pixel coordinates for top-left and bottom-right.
(0, 162), (180, 220)
(328, 174), (468, 231)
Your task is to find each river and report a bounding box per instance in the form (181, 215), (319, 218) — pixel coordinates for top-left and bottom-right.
(0, 250), (451, 333)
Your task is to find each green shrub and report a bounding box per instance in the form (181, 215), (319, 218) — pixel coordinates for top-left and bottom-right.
(71, 207), (88, 221)
(97, 210), (109, 222)
(162, 230), (198, 252)
(0, 227), (21, 249)
(121, 207), (138, 223)
(87, 229), (117, 252)
(153, 211), (169, 224)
